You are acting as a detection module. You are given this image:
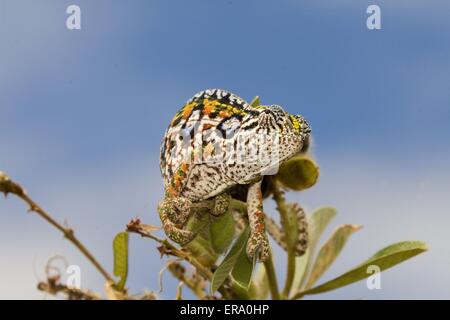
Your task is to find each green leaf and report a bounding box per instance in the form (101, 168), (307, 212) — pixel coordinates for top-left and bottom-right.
(299, 241), (428, 296)
(113, 232), (129, 291)
(277, 155), (319, 191)
(230, 284), (252, 300)
(233, 263), (269, 300)
(186, 214), (218, 267)
(250, 96), (261, 107)
(248, 264), (270, 300)
(211, 227), (250, 293)
(231, 245), (256, 289)
(292, 207), (337, 291)
(210, 209), (235, 254)
(304, 224), (362, 289)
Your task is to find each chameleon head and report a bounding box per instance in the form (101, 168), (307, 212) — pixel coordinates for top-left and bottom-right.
(254, 105), (311, 158)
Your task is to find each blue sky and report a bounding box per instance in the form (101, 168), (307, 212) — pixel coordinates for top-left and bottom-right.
(1, 0), (449, 299)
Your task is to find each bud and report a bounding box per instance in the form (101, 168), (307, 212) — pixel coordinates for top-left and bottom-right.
(0, 171), (11, 195)
(276, 156), (319, 191)
(0, 171), (24, 196)
(0, 171), (8, 181)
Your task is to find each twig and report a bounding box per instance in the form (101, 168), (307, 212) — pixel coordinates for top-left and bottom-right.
(175, 281), (184, 300)
(0, 171), (114, 283)
(37, 276), (101, 300)
(126, 218), (166, 244)
(167, 261), (207, 299)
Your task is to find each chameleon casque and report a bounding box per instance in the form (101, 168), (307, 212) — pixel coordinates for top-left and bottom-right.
(159, 89), (311, 262)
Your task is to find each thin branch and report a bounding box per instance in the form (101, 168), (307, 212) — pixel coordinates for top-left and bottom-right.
(126, 218), (167, 244)
(175, 281), (184, 300)
(37, 276), (101, 300)
(0, 171), (114, 283)
(167, 261), (207, 299)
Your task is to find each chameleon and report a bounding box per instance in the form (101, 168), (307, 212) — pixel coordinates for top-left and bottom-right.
(158, 89), (311, 262)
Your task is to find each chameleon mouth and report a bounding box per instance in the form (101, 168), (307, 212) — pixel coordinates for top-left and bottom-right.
(295, 115), (311, 136)
(302, 121), (311, 135)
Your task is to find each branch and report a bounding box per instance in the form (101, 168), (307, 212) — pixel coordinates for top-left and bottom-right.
(0, 171), (114, 283)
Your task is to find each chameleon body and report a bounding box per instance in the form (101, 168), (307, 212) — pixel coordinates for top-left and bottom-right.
(158, 89), (311, 262)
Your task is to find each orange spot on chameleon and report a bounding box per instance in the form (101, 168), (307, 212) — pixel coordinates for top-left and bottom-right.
(256, 222), (265, 233)
(202, 123), (214, 130)
(182, 102), (196, 119)
(202, 99), (219, 115)
(219, 110), (231, 118)
(181, 162), (189, 173)
(167, 186), (178, 196)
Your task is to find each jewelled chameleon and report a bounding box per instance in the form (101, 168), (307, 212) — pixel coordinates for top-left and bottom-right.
(159, 89), (311, 262)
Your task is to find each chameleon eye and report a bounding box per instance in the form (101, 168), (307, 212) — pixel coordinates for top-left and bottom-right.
(289, 115), (300, 131)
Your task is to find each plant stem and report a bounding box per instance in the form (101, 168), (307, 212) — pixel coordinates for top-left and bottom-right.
(291, 291), (305, 300)
(263, 250), (281, 300)
(283, 250), (296, 298)
(271, 180), (296, 298)
(0, 173), (114, 283)
(230, 198), (247, 212)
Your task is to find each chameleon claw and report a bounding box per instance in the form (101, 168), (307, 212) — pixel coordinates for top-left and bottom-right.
(246, 232), (270, 262)
(163, 221), (196, 246)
